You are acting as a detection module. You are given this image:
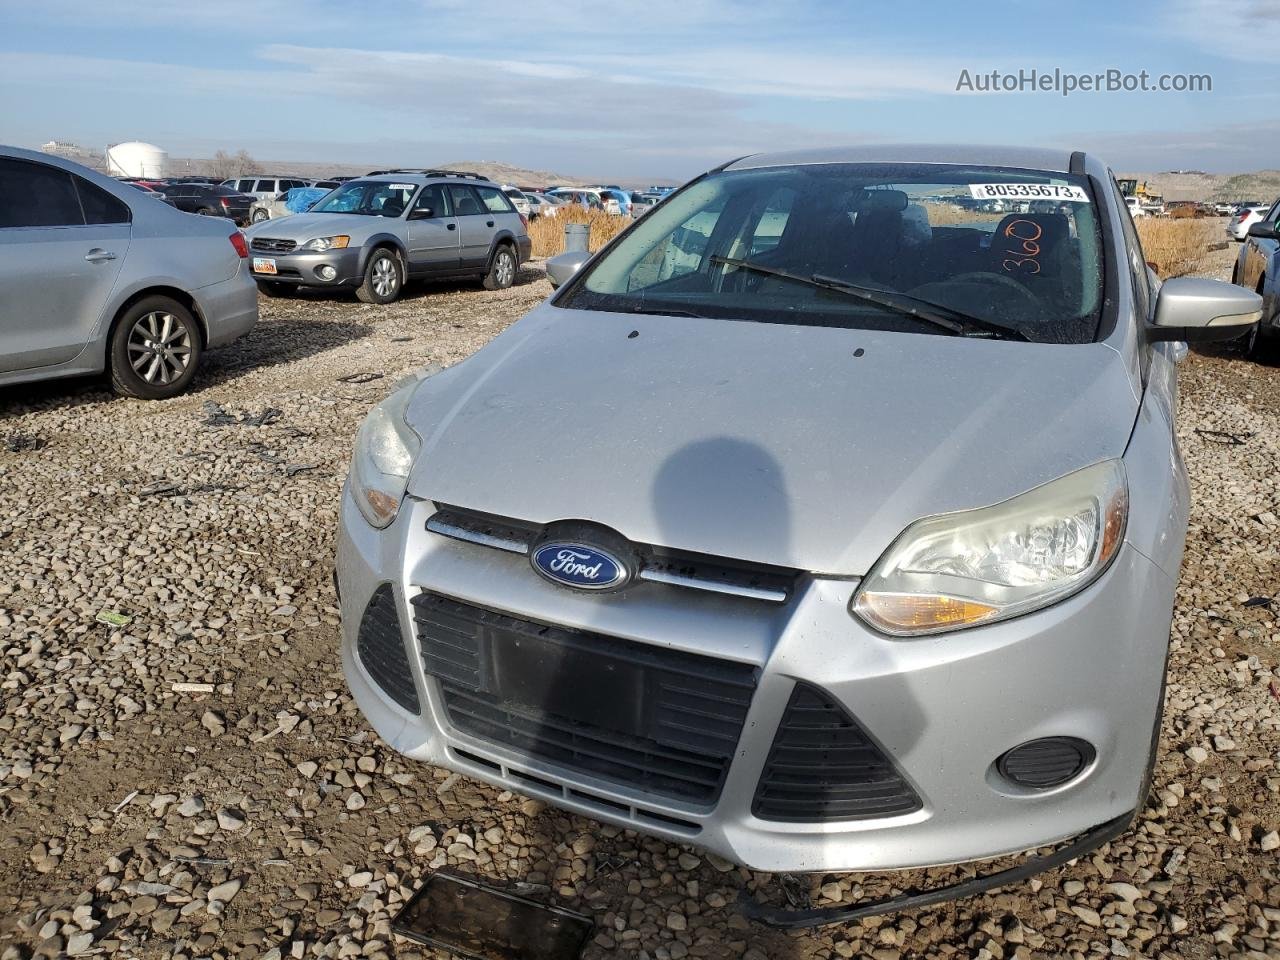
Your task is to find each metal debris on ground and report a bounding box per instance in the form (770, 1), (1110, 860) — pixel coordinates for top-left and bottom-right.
(778, 873), (812, 909)
(171, 682), (216, 694)
(203, 400), (284, 427)
(1242, 596), (1274, 608)
(3, 432), (46, 452)
(336, 372), (385, 384)
(139, 481), (182, 497)
(1193, 428), (1253, 445)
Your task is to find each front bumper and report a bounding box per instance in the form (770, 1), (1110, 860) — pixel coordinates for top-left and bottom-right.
(337, 492), (1175, 874)
(250, 246), (362, 287)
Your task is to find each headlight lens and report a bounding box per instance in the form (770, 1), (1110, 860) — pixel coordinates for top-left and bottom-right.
(350, 382), (422, 528)
(304, 235), (350, 252)
(852, 460), (1128, 636)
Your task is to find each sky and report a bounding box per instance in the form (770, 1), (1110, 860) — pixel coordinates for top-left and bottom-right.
(2, 0), (1279, 181)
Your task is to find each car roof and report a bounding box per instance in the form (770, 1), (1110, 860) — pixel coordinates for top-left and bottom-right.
(725, 143), (1078, 174)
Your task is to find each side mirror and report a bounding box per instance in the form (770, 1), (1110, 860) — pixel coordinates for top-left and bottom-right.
(1147, 277), (1262, 341)
(407, 207), (435, 220)
(546, 249), (591, 289)
(1246, 221), (1279, 240)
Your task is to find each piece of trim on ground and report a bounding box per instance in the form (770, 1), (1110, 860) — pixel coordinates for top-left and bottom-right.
(391, 871), (595, 959)
(740, 811), (1134, 929)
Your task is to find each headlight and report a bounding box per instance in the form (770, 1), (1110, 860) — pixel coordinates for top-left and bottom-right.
(304, 235), (350, 252)
(350, 382), (422, 528)
(852, 460), (1127, 636)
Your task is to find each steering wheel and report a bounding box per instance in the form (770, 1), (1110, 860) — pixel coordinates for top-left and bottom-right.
(945, 271), (1040, 307)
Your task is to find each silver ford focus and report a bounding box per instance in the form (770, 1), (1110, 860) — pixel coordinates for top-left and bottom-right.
(336, 146), (1258, 913)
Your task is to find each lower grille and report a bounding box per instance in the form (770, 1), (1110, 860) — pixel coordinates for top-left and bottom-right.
(251, 237), (297, 253)
(752, 682), (921, 822)
(412, 592), (758, 805)
(356, 585), (419, 713)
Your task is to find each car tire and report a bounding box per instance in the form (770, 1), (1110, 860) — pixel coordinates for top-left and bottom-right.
(196, 207), (217, 216)
(482, 243), (517, 290)
(356, 248), (403, 304)
(251, 209), (269, 223)
(256, 281), (295, 298)
(109, 296), (203, 400)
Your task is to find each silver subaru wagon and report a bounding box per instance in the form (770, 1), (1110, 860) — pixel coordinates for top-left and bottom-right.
(336, 146), (1259, 917)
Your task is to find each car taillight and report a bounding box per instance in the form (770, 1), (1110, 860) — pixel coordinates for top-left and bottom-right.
(229, 232), (248, 258)
(220, 197), (232, 207)
(1237, 212), (1250, 222)
(518, 213), (528, 228)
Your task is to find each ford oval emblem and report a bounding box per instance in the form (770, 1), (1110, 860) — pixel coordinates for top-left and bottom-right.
(531, 542), (629, 591)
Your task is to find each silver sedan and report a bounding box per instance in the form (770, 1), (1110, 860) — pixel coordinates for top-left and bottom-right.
(0, 145), (257, 399)
(335, 145), (1258, 909)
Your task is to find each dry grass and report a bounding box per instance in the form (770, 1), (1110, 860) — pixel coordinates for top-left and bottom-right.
(528, 207), (630, 258)
(919, 202), (1000, 226)
(1136, 218), (1218, 278)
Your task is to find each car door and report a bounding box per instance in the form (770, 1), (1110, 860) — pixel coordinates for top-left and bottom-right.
(1240, 199), (1280, 291)
(406, 184), (459, 274)
(447, 185), (491, 269)
(0, 158), (131, 373)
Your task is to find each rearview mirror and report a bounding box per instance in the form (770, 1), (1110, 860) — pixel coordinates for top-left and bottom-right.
(546, 249), (592, 289)
(1147, 277), (1262, 341)
(1246, 221), (1279, 240)
(408, 207), (435, 220)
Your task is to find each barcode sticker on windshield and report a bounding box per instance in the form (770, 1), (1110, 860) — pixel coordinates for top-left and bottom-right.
(389, 183), (416, 191)
(969, 183), (1090, 202)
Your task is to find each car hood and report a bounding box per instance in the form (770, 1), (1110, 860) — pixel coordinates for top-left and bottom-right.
(404, 304), (1139, 575)
(244, 211), (376, 239)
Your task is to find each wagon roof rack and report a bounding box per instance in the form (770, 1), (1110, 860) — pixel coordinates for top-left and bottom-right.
(365, 168), (493, 181)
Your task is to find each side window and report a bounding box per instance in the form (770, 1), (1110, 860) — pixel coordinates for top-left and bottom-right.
(256, 180), (275, 193)
(236, 179), (255, 192)
(1264, 200), (1280, 223)
(448, 185), (482, 216)
(412, 184), (449, 217)
(476, 186), (514, 214)
(75, 177), (131, 225)
(1110, 177), (1151, 321)
(0, 158), (84, 228)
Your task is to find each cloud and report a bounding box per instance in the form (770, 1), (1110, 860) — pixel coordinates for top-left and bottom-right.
(1166, 0), (1280, 60)
(0, 46), (873, 175)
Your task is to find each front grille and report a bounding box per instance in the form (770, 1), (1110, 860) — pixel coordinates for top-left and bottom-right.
(425, 505), (798, 603)
(251, 237), (297, 253)
(356, 585), (420, 713)
(413, 592), (758, 805)
(752, 682), (921, 822)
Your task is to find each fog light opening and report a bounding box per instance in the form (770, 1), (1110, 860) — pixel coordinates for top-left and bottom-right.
(996, 737), (1095, 790)
(316, 265), (337, 281)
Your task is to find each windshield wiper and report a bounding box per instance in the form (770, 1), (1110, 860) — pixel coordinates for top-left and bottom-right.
(708, 256), (1029, 341)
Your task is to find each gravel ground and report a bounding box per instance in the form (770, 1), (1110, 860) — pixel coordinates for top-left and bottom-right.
(1, 249), (1277, 960)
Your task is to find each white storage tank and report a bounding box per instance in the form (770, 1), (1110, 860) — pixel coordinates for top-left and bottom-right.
(105, 141), (167, 178)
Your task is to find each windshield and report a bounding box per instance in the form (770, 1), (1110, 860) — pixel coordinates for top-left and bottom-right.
(310, 179), (418, 217)
(558, 163), (1106, 344)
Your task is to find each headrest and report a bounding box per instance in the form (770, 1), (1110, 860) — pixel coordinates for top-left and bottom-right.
(855, 188), (909, 212)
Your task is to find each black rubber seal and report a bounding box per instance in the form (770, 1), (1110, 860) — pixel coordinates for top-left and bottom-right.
(740, 810), (1134, 929)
